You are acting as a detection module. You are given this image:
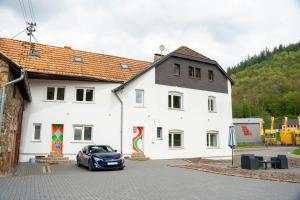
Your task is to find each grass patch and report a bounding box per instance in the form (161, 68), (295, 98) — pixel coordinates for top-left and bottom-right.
(292, 149), (300, 156)
(236, 143), (264, 148)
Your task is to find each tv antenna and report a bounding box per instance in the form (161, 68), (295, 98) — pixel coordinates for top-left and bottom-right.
(159, 44), (165, 55)
(26, 22), (38, 43)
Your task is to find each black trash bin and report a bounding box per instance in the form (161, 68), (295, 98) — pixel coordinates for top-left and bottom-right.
(255, 156), (264, 168)
(277, 155), (288, 169)
(241, 154), (259, 169)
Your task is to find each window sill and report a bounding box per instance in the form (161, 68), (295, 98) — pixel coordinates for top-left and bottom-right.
(30, 140), (42, 142)
(168, 108), (184, 111)
(134, 105), (145, 108)
(70, 140), (94, 143)
(168, 147), (184, 150)
(207, 147), (220, 149)
(43, 100), (66, 103)
(189, 76), (201, 80)
(208, 111), (217, 113)
(73, 101), (95, 104)
(157, 138), (163, 140)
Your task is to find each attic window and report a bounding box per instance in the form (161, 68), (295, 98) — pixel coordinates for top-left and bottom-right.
(74, 56), (83, 63)
(121, 64), (129, 69)
(29, 49), (39, 57)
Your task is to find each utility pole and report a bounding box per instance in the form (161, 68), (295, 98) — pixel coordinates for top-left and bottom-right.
(26, 22), (36, 44)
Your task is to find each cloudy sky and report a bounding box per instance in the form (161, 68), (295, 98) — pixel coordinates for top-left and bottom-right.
(0, 0), (300, 69)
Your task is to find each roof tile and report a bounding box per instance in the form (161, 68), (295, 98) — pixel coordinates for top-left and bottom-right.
(0, 38), (151, 82)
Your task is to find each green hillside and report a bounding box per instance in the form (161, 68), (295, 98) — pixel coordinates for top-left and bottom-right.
(227, 42), (300, 124)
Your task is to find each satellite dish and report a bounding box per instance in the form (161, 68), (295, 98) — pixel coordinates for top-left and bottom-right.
(159, 44), (165, 54)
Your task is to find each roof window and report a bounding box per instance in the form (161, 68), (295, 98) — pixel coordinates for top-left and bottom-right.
(29, 49), (40, 57)
(74, 56), (83, 63)
(121, 64), (129, 69)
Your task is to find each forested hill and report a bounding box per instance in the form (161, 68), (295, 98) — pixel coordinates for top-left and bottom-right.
(228, 41), (300, 122)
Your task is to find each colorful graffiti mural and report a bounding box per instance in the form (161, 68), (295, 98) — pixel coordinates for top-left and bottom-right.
(52, 124), (64, 153)
(241, 126), (252, 136)
(133, 127), (143, 153)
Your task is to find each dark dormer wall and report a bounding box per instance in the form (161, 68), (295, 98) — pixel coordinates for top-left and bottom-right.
(155, 56), (228, 93)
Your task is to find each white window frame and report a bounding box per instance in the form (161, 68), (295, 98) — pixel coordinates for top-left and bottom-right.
(207, 131), (219, 148)
(73, 125), (93, 142)
(168, 91), (183, 110)
(32, 123), (42, 141)
(75, 87), (95, 103)
(208, 96), (216, 113)
(168, 130), (183, 149)
(45, 86), (66, 102)
(135, 89), (144, 107)
(157, 127), (163, 140)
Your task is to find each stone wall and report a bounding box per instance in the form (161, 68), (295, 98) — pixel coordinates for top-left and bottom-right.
(0, 59), (24, 175)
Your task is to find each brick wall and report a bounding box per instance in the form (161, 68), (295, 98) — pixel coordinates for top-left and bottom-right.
(0, 59), (24, 175)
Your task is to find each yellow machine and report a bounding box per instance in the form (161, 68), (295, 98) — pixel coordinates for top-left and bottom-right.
(295, 117), (300, 145)
(262, 117), (277, 145)
(280, 117), (297, 145)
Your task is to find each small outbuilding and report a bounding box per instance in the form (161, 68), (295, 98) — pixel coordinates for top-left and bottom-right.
(233, 118), (263, 144)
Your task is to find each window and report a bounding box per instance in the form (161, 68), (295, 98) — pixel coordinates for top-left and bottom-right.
(75, 88), (94, 102)
(74, 56), (83, 63)
(46, 87), (65, 101)
(169, 130), (183, 148)
(208, 96), (216, 112)
(29, 49), (40, 57)
(189, 66), (195, 77)
(168, 92), (183, 110)
(121, 64), (129, 69)
(208, 70), (214, 81)
(173, 64), (180, 76)
(207, 131), (218, 148)
(135, 89), (144, 107)
(33, 123), (41, 141)
(74, 125), (92, 141)
(157, 127), (162, 140)
(196, 68), (201, 79)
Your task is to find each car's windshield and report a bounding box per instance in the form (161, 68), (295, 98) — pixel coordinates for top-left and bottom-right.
(89, 145), (114, 153)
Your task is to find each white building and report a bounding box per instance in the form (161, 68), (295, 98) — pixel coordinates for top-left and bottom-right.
(0, 38), (233, 162)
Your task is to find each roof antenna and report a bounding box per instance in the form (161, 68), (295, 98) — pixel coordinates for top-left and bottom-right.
(159, 44), (165, 55)
(26, 22), (37, 44)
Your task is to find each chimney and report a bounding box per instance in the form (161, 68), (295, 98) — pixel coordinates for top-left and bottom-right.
(64, 46), (71, 49)
(154, 53), (163, 62)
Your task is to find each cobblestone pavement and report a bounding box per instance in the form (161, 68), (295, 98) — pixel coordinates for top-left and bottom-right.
(235, 146), (298, 158)
(0, 159), (299, 200)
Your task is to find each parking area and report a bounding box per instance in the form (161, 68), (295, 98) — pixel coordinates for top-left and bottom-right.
(0, 159), (299, 200)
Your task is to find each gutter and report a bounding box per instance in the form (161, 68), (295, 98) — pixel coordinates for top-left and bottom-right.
(0, 69), (26, 131)
(113, 90), (123, 154)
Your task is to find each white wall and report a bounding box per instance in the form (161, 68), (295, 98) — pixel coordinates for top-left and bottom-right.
(19, 79), (121, 162)
(118, 68), (233, 159)
(20, 68), (233, 161)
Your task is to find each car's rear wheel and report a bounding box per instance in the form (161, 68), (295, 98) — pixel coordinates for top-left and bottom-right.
(88, 159), (94, 171)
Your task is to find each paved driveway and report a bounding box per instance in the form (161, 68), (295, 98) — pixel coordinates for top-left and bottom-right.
(0, 159), (299, 200)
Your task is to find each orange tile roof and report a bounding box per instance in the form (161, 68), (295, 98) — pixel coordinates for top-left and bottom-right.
(0, 38), (151, 82)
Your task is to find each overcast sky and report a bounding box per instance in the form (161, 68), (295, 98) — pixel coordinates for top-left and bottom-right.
(0, 0), (300, 69)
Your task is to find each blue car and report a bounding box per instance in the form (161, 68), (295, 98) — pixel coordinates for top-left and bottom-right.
(76, 145), (125, 171)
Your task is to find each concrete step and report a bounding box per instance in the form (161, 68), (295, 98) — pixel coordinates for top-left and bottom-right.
(129, 152), (149, 161)
(36, 153), (70, 164)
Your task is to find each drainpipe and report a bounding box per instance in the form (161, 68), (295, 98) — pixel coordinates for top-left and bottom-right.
(0, 69), (26, 132)
(113, 90), (123, 154)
